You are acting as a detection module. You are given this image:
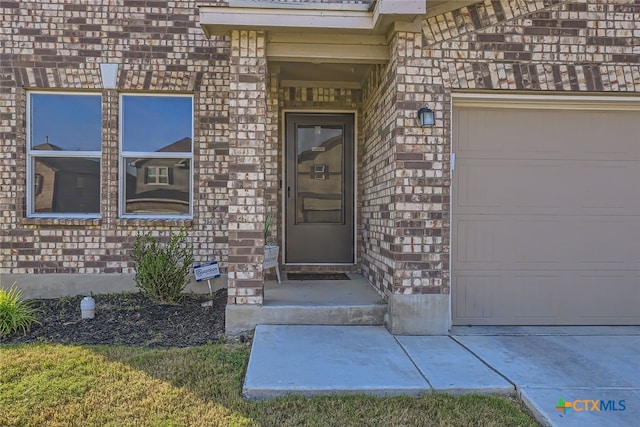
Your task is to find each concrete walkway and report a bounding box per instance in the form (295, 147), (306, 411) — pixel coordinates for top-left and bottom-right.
(244, 325), (640, 427)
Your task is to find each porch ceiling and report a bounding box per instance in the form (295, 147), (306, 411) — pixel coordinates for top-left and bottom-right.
(273, 61), (372, 89)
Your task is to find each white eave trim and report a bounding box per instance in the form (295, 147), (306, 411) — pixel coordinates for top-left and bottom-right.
(452, 92), (640, 111)
(199, 0), (425, 36)
(229, 0), (373, 12)
(200, 7), (373, 35)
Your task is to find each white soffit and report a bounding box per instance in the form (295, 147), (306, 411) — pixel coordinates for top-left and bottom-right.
(199, 0), (426, 37)
(228, 0), (373, 11)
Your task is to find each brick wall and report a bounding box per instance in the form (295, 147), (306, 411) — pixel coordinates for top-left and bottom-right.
(423, 0), (640, 91)
(361, 32), (449, 298)
(226, 30), (267, 304)
(361, 58), (398, 296)
(392, 32), (449, 295)
(3, 0), (638, 303)
(361, 0), (640, 298)
(0, 1), (231, 277)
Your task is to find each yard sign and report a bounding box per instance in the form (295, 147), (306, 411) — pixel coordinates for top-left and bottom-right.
(193, 261), (220, 296)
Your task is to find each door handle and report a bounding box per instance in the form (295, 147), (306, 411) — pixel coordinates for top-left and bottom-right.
(287, 186), (291, 198)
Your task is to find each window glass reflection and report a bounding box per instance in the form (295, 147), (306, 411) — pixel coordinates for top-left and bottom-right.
(32, 157), (101, 214)
(31, 94), (102, 151)
(124, 157), (190, 214)
(122, 96), (192, 152)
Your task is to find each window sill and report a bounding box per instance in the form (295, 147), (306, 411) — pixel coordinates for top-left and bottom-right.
(21, 217), (102, 227)
(115, 218), (193, 228)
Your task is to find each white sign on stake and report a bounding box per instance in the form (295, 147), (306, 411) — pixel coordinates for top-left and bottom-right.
(194, 261), (220, 298)
(194, 261), (220, 282)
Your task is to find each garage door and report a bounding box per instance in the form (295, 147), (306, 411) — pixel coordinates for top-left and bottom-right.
(452, 97), (640, 325)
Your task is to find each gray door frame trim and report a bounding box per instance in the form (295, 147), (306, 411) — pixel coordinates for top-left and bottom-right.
(280, 108), (358, 266)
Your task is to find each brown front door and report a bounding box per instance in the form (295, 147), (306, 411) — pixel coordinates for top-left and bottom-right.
(285, 113), (354, 263)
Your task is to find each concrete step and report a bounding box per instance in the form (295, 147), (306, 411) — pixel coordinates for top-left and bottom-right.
(227, 303), (386, 332)
(226, 274), (387, 334)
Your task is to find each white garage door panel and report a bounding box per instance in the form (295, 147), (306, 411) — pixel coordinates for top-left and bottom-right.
(454, 273), (562, 324)
(453, 103), (640, 325)
(457, 161), (640, 215)
(575, 274), (640, 322)
(455, 272), (639, 324)
(456, 109), (640, 161)
(455, 216), (640, 269)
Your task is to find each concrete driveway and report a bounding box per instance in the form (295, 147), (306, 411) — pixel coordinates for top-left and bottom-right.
(245, 325), (640, 427)
(452, 326), (640, 427)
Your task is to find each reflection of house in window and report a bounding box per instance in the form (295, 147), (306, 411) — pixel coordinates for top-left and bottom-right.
(32, 143), (101, 213)
(125, 137), (191, 215)
(34, 174), (43, 195)
(145, 166), (170, 185)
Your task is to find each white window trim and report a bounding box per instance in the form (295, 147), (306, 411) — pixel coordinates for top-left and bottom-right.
(26, 91), (102, 219)
(118, 93), (194, 219)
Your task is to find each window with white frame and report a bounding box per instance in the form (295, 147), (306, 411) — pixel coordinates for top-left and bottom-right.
(120, 94), (193, 217)
(27, 92), (102, 216)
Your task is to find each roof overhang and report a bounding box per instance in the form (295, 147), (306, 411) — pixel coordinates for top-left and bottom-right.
(199, 0), (425, 38)
(198, 1), (476, 88)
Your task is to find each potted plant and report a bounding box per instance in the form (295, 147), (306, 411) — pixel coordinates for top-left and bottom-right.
(263, 209), (281, 283)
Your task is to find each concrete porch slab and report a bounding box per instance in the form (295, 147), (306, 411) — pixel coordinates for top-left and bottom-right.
(263, 274), (385, 306)
(396, 336), (513, 395)
(243, 325), (431, 399)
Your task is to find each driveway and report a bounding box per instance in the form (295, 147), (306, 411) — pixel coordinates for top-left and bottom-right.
(452, 326), (640, 427)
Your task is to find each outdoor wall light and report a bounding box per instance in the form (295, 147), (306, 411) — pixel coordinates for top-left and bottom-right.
(417, 106), (435, 127)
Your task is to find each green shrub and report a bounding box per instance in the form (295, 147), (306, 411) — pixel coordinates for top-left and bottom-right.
(264, 208), (273, 244)
(131, 228), (194, 304)
(0, 284), (40, 337)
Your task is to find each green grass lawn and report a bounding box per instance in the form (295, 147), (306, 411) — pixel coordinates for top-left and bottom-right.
(0, 343), (539, 426)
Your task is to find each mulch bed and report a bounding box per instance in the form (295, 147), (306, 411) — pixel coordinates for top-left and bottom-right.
(0, 289), (227, 348)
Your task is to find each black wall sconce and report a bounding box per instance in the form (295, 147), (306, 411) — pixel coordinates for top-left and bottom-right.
(417, 106), (435, 127)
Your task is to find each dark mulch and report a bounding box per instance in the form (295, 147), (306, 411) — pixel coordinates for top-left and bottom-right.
(0, 289), (227, 348)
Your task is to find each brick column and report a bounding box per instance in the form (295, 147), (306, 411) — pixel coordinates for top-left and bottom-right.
(227, 30), (267, 305)
(387, 32), (450, 334)
(392, 31), (448, 293)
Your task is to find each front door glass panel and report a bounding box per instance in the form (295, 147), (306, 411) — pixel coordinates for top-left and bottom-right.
(296, 125), (344, 224)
